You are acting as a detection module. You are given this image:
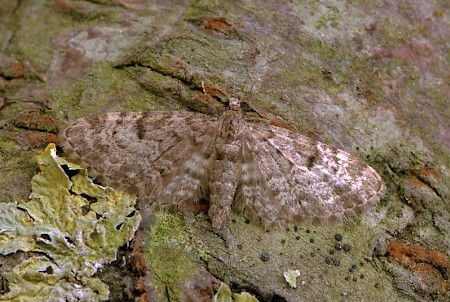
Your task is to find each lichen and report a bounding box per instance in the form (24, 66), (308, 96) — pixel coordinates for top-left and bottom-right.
(213, 283), (259, 302)
(283, 269), (301, 288)
(0, 143), (141, 301)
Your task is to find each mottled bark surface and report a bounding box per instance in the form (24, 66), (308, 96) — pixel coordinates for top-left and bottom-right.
(0, 1), (448, 301)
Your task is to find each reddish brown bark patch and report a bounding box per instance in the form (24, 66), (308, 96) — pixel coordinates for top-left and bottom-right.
(202, 17), (234, 34)
(13, 112), (59, 133)
(386, 241), (450, 295)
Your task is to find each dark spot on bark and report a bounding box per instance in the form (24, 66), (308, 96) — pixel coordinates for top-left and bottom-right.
(260, 253), (270, 261)
(343, 244), (352, 252)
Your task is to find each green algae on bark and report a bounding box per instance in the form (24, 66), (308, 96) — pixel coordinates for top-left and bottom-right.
(145, 213), (198, 301)
(0, 143), (141, 301)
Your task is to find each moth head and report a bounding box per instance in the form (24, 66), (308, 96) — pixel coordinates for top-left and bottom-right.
(229, 97), (241, 111)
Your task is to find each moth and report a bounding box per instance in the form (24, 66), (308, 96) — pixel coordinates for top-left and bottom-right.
(60, 97), (385, 229)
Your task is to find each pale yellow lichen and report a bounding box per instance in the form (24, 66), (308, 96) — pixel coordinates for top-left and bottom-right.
(0, 143), (141, 301)
(213, 282), (259, 302)
(283, 269), (301, 288)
